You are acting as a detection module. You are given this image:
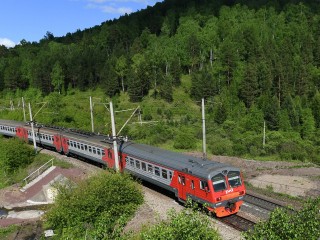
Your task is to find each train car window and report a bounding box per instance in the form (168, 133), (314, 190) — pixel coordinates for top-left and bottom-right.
(178, 176), (181, 184)
(85, 145), (88, 151)
(211, 174), (227, 192)
(101, 150), (105, 155)
(135, 160), (140, 169)
(148, 164), (153, 173)
(141, 162), (146, 171)
(169, 171), (173, 180)
(200, 180), (208, 190)
(97, 149), (101, 155)
(162, 169), (168, 179)
(130, 159), (134, 167)
(155, 167), (160, 176)
(93, 148), (96, 154)
(81, 144), (84, 150)
(227, 171), (242, 187)
(125, 157), (129, 163)
(191, 180), (195, 189)
(77, 143), (80, 149)
(181, 176), (185, 185)
(88, 146), (92, 152)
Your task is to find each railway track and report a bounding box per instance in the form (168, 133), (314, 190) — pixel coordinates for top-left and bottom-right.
(219, 214), (255, 232)
(244, 193), (286, 212)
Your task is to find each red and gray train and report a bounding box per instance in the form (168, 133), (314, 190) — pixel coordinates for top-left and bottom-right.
(0, 119), (246, 217)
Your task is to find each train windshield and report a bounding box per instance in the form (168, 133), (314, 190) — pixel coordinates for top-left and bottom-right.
(227, 171), (242, 188)
(212, 173), (227, 192)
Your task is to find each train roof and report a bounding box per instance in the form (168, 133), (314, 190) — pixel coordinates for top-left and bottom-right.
(0, 119), (25, 127)
(121, 142), (240, 179)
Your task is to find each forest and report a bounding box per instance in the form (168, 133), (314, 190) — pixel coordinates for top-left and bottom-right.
(0, 0), (319, 164)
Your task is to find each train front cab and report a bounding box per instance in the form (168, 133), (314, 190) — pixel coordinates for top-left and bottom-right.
(207, 170), (246, 217)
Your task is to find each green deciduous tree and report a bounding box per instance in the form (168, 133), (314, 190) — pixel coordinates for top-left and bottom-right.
(300, 108), (315, 140)
(50, 61), (64, 94)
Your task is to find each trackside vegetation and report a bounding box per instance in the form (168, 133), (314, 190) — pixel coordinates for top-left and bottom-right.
(138, 208), (221, 240)
(0, 137), (35, 188)
(45, 172), (143, 239)
(243, 197), (320, 240)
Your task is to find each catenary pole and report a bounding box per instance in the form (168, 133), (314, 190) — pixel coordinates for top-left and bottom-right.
(28, 103), (37, 153)
(263, 121), (266, 148)
(22, 97), (26, 122)
(90, 96), (94, 133)
(110, 101), (120, 172)
(202, 98), (206, 159)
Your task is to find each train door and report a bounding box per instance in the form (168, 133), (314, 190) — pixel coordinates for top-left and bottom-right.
(178, 173), (187, 201)
(102, 148), (115, 169)
(53, 134), (62, 153)
(189, 179), (196, 197)
(61, 137), (69, 154)
(16, 127), (28, 141)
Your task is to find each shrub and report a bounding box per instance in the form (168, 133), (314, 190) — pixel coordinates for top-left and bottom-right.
(0, 138), (35, 173)
(173, 129), (196, 150)
(208, 136), (233, 156)
(243, 197), (320, 240)
(147, 123), (174, 145)
(45, 172), (143, 239)
(279, 141), (307, 161)
(139, 208), (221, 240)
